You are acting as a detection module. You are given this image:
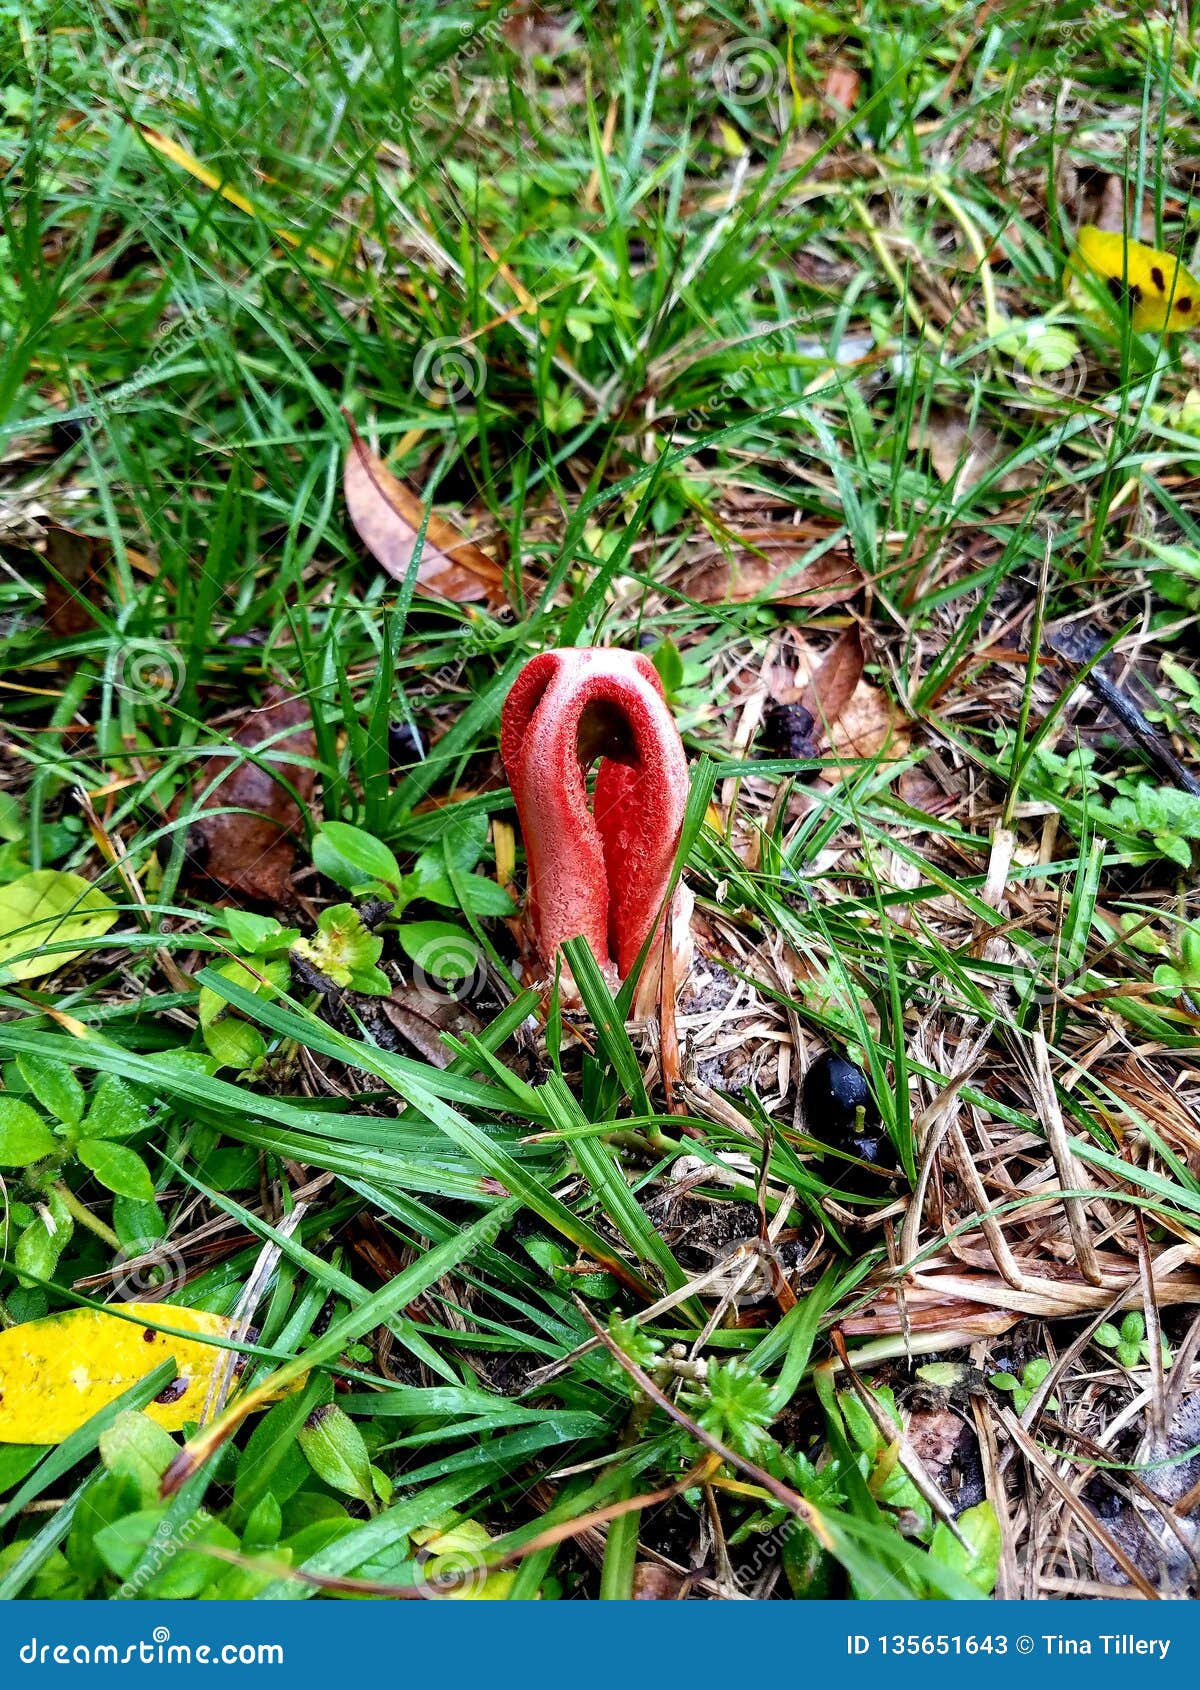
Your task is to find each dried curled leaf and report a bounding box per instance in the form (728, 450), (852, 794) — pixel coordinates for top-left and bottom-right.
(343, 420), (506, 607)
(769, 631), (909, 772)
(909, 409), (1035, 497)
(0, 1304), (304, 1444)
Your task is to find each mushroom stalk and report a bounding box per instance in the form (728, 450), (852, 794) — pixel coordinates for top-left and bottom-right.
(501, 648), (690, 991)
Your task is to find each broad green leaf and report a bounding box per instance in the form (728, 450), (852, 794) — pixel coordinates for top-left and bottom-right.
(80, 1075), (150, 1142)
(398, 920), (478, 980)
(0, 794), (22, 844)
(199, 958), (287, 1071)
(0, 871), (118, 983)
(0, 1098), (60, 1166)
(233, 1379), (327, 1523)
(929, 1500), (1000, 1596)
(458, 874), (515, 916)
(98, 1411), (179, 1505)
(78, 1139), (155, 1200)
(15, 1056), (84, 1128)
(312, 822), (401, 893)
(15, 1213), (70, 1286)
(223, 910), (296, 953)
(112, 1195), (167, 1250)
(0, 1445), (42, 1495)
(652, 635), (684, 694)
(298, 1404), (374, 1505)
(201, 1018), (266, 1071)
(441, 809), (489, 877)
(94, 1507), (235, 1596)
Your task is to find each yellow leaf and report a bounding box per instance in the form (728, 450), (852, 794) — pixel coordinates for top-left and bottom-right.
(137, 127), (336, 272)
(491, 819), (516, 889)
(0, 1304), (302, 1444)
(0, 870), (118, 983)
(716, 120), (747, 157)
(1070, 225), (1200, 333)
(412, 1517), (516, 1600)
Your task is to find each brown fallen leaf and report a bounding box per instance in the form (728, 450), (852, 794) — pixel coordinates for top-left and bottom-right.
(906, 1407), (985, 1514)
(502, 3), (573, 58)
(175, 686), (316, 905)
(822, 62), (860, 110)
(682, 528), (858, 608)
(898, 764), (957, 816)
(769, 630), (909, 770)
(343, 417), (506, 607)
(631, 1564), (684, 1600)
(910, 409), (1036, 499)
(797, 624), (864, 735)
(377, 992), (483, 1070)
(41, 525), (109, 636)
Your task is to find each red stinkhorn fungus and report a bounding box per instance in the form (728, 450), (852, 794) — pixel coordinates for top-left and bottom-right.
(501, 648), (689, 990)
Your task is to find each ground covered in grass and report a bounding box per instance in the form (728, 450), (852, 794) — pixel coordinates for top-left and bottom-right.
(2, 0), (1200, 1602)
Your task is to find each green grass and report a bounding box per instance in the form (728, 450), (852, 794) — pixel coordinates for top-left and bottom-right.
(2, 0), (1200, 1601)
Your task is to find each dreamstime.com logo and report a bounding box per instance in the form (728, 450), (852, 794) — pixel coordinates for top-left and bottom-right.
(112, 639), (186, 708)
(109, 38), (189, 100)
(405, 8), (512, 114)
(407, 924), (489, 1003)
(115, 1512), (210, 1599)
(107, 1238), (188, 1301)
(413, 336), (487, 405)
(414, 1547), (491, 1598)
(18, 1630), (283, 1668)
(711, 36), (786, 104)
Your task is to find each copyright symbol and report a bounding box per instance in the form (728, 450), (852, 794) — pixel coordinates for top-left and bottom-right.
(1016, 1637), (1035, 1655)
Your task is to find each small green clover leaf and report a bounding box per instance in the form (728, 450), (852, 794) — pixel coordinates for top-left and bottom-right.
(1153, 921), (1200, 996)
(1094, 1311), (1171, 1371)
(990, 1356), (1059, 1414)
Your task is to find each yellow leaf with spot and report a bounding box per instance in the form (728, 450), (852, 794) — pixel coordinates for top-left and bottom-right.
(0, 1304), (303, 1444)
(1069, 225), (1200, 333)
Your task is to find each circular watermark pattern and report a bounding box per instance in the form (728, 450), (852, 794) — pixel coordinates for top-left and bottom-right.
(111, 39), (188, 99)
(712, 37), (786, 105)
(1011, 331), (1090, 401)
(109, 1240), (188, 1301)
(415, 1547), (490, 1599)
(413, 337), (486, 406)
(408, 928), (488, 1004)
(117, 639), (185, 706)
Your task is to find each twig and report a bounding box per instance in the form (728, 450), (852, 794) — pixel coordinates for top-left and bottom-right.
(1048, 625), (1200, 796)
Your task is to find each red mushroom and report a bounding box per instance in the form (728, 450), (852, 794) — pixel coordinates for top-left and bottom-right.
(500, 648), (690, 993)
